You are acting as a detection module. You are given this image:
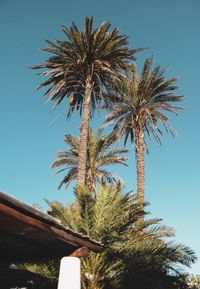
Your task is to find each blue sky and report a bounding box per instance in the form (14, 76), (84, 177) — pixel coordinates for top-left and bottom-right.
(0, 0), (199, 274)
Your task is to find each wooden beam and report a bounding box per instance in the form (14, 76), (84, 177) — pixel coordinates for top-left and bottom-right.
(69, 247), (88, 258)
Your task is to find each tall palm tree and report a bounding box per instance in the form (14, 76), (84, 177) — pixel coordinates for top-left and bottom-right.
(32, 17), (140, 187)
(18, 184), (196, 289)
(105, 57), (183, 207)
(51, 129), (128, 193)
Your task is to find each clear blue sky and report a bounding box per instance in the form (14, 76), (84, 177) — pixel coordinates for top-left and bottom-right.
(0, 0), (199, 274)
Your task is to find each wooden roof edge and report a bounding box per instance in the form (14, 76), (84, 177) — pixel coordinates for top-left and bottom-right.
(0, 191), (103, 252)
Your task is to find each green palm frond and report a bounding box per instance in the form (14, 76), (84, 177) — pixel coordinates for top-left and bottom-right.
(74, 186), (95, 235)
(19, 261), (59, 281)
(46, 200), (79, 231)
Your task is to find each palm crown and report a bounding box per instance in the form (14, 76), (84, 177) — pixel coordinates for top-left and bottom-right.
(106, 57), (183, 146)
(51, 129), (128, 192)
(32, 17), (139, 115)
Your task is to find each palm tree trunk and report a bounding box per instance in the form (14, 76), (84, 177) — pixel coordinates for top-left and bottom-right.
(77, 76), (92, 187)
(135, 128), (145, 218)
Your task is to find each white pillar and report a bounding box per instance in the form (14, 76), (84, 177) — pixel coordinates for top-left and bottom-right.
(57, 257), (80, 289)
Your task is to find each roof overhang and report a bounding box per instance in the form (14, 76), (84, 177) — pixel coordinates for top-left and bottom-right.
(0, 191), (102, 264)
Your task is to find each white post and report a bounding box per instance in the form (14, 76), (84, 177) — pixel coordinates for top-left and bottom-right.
(57, 257), (80, 289)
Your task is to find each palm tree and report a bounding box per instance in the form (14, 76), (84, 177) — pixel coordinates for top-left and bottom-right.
(18, 184), (196, 289)
(32, 17), (141, 187)
(105, 58), (183, 207)
(51, 129), (128, 193)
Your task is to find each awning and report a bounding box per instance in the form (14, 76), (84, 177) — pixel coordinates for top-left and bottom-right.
(0, 191), (102, 264)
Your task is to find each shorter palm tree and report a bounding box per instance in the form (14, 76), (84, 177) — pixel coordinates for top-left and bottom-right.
(105, 57), (183, 207)
(51, 129), (128, 193)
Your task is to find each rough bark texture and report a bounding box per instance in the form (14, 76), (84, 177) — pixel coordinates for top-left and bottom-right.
(135, 128), (145, 222)
(77, 77), (92, 187)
